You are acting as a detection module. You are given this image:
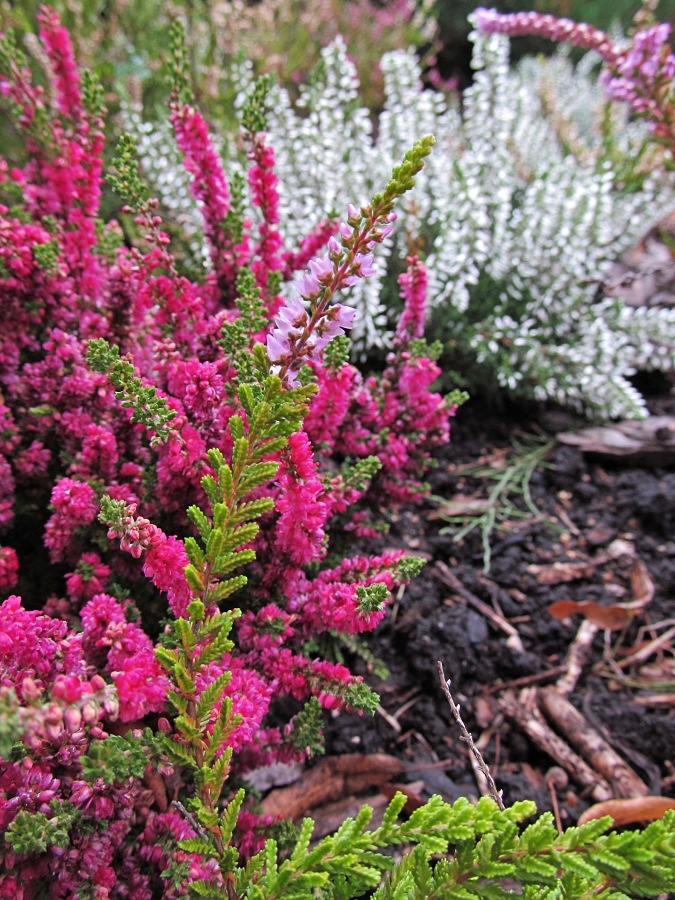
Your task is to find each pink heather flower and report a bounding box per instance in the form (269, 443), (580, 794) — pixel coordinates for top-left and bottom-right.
(44, 477), (99, 563)
(297, 270), (321, 298)
(282, 219), (339, 278)
(472, 8), (623, 66)
(65, 552), (110, 603)
(234, 809), (275, 859)
(0, 456), (15, 529)
(396, 255), (428, 342)
(473, 8), (675, 139)
(237, 604), (294, 654)
(304, 362), (357, 452)
(248, 133), (284, 299)
(0, 595), (86, 698)
(171, 102), (236, 287)
(111, 647), (169, 722)
(70, 778), (116, 819)
(274, 432), (329, 565)
(142, 535), (191, 619)
(195, 655), (272, 753)
(0, 546), (18, 593)
(38, 8), (82, 119)
(80, 593), (127, 655)
(106, 502), (164, 560)
(170, 359), (224, 420)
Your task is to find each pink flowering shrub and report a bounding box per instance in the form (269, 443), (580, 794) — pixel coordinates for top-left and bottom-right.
(0, 10), (451, 892)
(473, 7), (675, 154)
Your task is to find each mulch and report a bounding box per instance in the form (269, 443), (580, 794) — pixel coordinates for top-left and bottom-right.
(260, 387), (675, 836)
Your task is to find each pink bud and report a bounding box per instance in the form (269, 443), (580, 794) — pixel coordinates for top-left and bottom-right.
(64, 707), (82, 732)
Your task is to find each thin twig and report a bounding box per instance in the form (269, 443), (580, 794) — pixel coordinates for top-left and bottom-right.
(172, 799), (208, 838)
(434, 561), (524, 652)
(437, 661), (504, 809)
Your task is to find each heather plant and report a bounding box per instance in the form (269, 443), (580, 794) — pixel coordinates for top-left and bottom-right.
(1, 0), (440, 129)
(133, 20), (675, 419)
(1, 8), (674, 898)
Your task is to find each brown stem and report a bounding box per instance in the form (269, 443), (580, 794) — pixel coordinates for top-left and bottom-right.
(437, 661), (504, 810)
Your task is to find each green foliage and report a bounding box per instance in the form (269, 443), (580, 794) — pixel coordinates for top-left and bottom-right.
(224, 798), (675, 899)
(0, 689), (23, 759)
(219, 268), (270, 376)
(242, 75), (274, 136)
(356, 581), (389, 614)
(80, 729), (167, 785)
(32, 239), (61, 274)
(87, 338), (177, 443)
(167, 19), (193, 106)
(288, 697), (326, 757)
(107, 133), (152, 212)
(4, 801), (79, 855)
(375, 135), (436, 220)
(435, 431), (556, 573)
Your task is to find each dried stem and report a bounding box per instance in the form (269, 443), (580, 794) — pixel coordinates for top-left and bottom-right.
(437, 660), (504, 810)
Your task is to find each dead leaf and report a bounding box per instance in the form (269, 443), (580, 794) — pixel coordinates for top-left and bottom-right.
(557, 416), (675, 463)
(549, 599), (631, 630)
(427, 496), (491, 521)
(529, 561), (595, 584)
(143, 767), (168, 812)
(578, 796), (675, 826)
(260, 754), (404, 820)
(628, 560), (655, 609)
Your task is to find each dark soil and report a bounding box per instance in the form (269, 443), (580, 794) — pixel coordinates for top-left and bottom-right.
(323, 389), (675, 827)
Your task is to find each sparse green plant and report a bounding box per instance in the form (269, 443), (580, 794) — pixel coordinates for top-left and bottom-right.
(433, 432), (557, 573)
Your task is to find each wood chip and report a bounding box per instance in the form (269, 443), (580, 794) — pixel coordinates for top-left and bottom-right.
(538, 688), (649, 799)
(498, 689), (613, 802)
(260, 753), (404, 820)
(578, 796), (675, 827)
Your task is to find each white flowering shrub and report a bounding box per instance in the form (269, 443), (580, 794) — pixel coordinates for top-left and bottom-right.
(129, 28), (675, 420)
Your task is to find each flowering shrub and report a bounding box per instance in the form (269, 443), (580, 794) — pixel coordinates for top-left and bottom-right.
(133, 20), (675, 419)
(0, 8), (454, 892)
(1, 9), (675, 898)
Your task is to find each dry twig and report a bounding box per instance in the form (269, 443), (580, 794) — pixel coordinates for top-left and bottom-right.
(437, 661), (504, 809)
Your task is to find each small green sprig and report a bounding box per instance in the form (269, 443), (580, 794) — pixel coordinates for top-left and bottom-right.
(322, 334), (351, 370)
(107, 133), (152, 213)
(5, 801), (80, 855)
(86, 338), (177, 444)
(371, 134), (435, 219)
(242, 75), (274, 136)
(80, 729), (167, 785)
(32, 238), (61, 274)
(221, 171), (247, 246)
(227, 796), (675, 899)
(151, 370), (315, 893)
(435, 431), (556, 573)
(219, 268), (269, 371)
(287, 697), (325, 757)
(168, 19), (194, 106)
(81, 70), (106, 121)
